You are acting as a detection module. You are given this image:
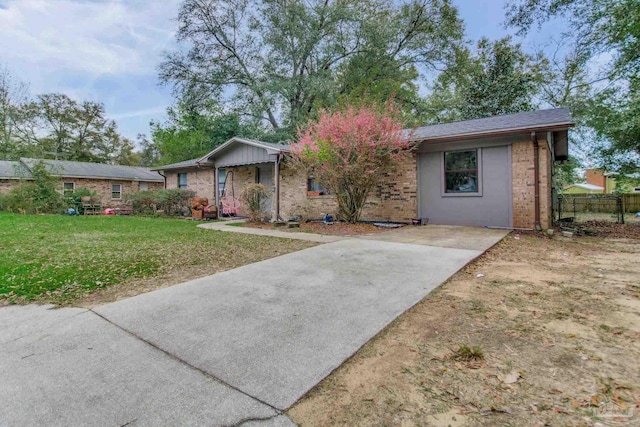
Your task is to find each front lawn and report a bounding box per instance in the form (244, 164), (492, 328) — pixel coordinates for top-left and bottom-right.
(0, 214), (315, 305)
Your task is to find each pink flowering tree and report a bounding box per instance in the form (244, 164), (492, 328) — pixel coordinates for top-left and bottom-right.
(290, 102), (415, 223)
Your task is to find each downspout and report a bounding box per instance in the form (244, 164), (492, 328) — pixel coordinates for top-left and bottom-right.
(531, 131), (541, 230)
(158, 171), (166, 189)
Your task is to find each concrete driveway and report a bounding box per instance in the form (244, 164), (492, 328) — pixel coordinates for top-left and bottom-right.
(0, 226), (508, 426)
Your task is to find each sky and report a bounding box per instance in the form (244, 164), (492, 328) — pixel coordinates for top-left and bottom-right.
(0, 0), (558, 143)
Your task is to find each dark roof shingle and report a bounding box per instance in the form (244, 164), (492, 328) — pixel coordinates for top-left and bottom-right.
(20, 158), (164, 182)
(412, 108), (574, 141)
(0, 161), (32, 179)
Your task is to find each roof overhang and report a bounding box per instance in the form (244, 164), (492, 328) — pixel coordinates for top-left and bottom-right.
(198, 137), (287, 163)
(409, 122), (575, 144)
(151, 161), (213, 172)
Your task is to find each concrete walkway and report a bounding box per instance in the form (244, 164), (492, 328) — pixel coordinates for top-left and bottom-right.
(0, 226), (509, 427)
(198, 220), (345, 243)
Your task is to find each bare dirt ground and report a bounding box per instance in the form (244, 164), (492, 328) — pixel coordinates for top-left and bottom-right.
(241, 221), (393, 236)
(289, 226), (640, 426)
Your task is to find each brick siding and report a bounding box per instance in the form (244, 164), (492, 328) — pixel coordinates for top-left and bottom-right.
(61, 178), (163, 209)
(1, 177), (163, 209)
(511, 136), (552, 229)
(279, 154), (418, 222)
(164, 169), (216, 204)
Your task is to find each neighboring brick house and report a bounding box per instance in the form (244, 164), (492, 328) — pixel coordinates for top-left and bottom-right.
(0, 158), (164, 209)
(154, 108), (574, 230)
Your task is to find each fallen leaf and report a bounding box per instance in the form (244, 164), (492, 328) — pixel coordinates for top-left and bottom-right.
(549, 388), (563, 394)
(590, 395), (599, 407)
(503, 371), (521, 384)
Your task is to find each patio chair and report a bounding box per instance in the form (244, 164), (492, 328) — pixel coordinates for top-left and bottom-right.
(220, 196), (240, 216)
(91, 196), (103, 214)
(80, 196), (94, 215)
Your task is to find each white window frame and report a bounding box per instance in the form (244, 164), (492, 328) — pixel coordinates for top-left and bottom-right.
(441, 148), (483, 197)
(111, 183), (122, 199)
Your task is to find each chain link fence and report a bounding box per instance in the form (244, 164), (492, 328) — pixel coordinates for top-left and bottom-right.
(556, 194), (625, 225)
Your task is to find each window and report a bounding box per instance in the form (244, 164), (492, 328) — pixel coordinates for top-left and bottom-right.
(218, 169), (227, 197)
(139, 182), (149, 191)
(111, 184), (122, 199)
(178, 173), (188, 189)
(307, 177), (329, 195)
(443, 149), (480, 194)
(63, 182), (75, 197)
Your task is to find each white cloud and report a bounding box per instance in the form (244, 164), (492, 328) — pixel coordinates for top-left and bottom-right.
(0, 0), (180, 76)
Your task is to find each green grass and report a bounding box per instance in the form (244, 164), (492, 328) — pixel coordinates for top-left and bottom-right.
(0, 213), (313, 304)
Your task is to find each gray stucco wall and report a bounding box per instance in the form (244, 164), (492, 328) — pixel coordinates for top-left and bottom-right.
(418, 145), (512, 227)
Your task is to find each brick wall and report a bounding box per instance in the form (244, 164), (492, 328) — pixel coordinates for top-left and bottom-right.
(279, 154), (418, 222)
(585, 169), (606, 188)
(511, 136), (552, 229)
(61, 178), (163, 209)
(1, 177), (162, 209)
(0, 179), (21, 194)
(165, 169), (216, 204)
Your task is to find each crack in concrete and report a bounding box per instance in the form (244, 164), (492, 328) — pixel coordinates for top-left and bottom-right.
(225, 413), (282, 427)
(89, 309), (283, 418)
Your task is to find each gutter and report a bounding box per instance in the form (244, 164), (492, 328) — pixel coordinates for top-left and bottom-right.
(411, 122), (575, 144)
(158, 170), (166, 189)
(532, 131), (541, 230)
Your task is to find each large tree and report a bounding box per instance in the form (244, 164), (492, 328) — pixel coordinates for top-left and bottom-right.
(32, 94), (133, 164)
(160, 0), (464, 138)
(150, 99), (250, 165)
(0, 65), (30, 160)
(507, 0), (640, 170)
(424, 37), (546, 122)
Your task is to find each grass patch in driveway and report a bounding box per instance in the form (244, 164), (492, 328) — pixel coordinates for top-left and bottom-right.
(0, 213), (315, 306)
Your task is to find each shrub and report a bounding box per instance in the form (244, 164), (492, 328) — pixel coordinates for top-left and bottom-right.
(240, 183), (269, 222)
(290, 101), (415, 223)
(126, 190), (160, 215)
(126, 189), (196, 216)
(0, 161), (66, 214)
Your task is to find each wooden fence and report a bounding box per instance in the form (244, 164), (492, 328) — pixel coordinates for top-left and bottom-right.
(559, 193), (640, 213)
(622, 193), (640, 213)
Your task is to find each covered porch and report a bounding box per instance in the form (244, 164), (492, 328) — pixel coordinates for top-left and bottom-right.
(197, 138), (289, 221)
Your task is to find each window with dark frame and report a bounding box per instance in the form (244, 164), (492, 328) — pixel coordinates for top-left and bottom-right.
(218, 168), (227, 197)
(307, 177), (329, 195)
(111, 184), (122, 199)
(63, 182), (75, 197)
(444, 150), (479, 193)
(178, 173), (188, 189)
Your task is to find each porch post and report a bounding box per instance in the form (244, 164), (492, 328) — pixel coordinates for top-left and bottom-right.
(215, 166), (220, 219)
(274, 156), (280, 221)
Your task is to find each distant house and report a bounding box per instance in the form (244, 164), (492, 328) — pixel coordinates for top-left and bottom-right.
(563, 183), (605, 194)
(0, 158), (164, 208)
(155, 108), (574, 230)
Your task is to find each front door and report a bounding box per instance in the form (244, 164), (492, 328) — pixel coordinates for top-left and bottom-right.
(256, 163), (273, 215)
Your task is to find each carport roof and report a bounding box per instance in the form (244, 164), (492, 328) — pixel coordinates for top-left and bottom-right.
(411, 108), (574, 141)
